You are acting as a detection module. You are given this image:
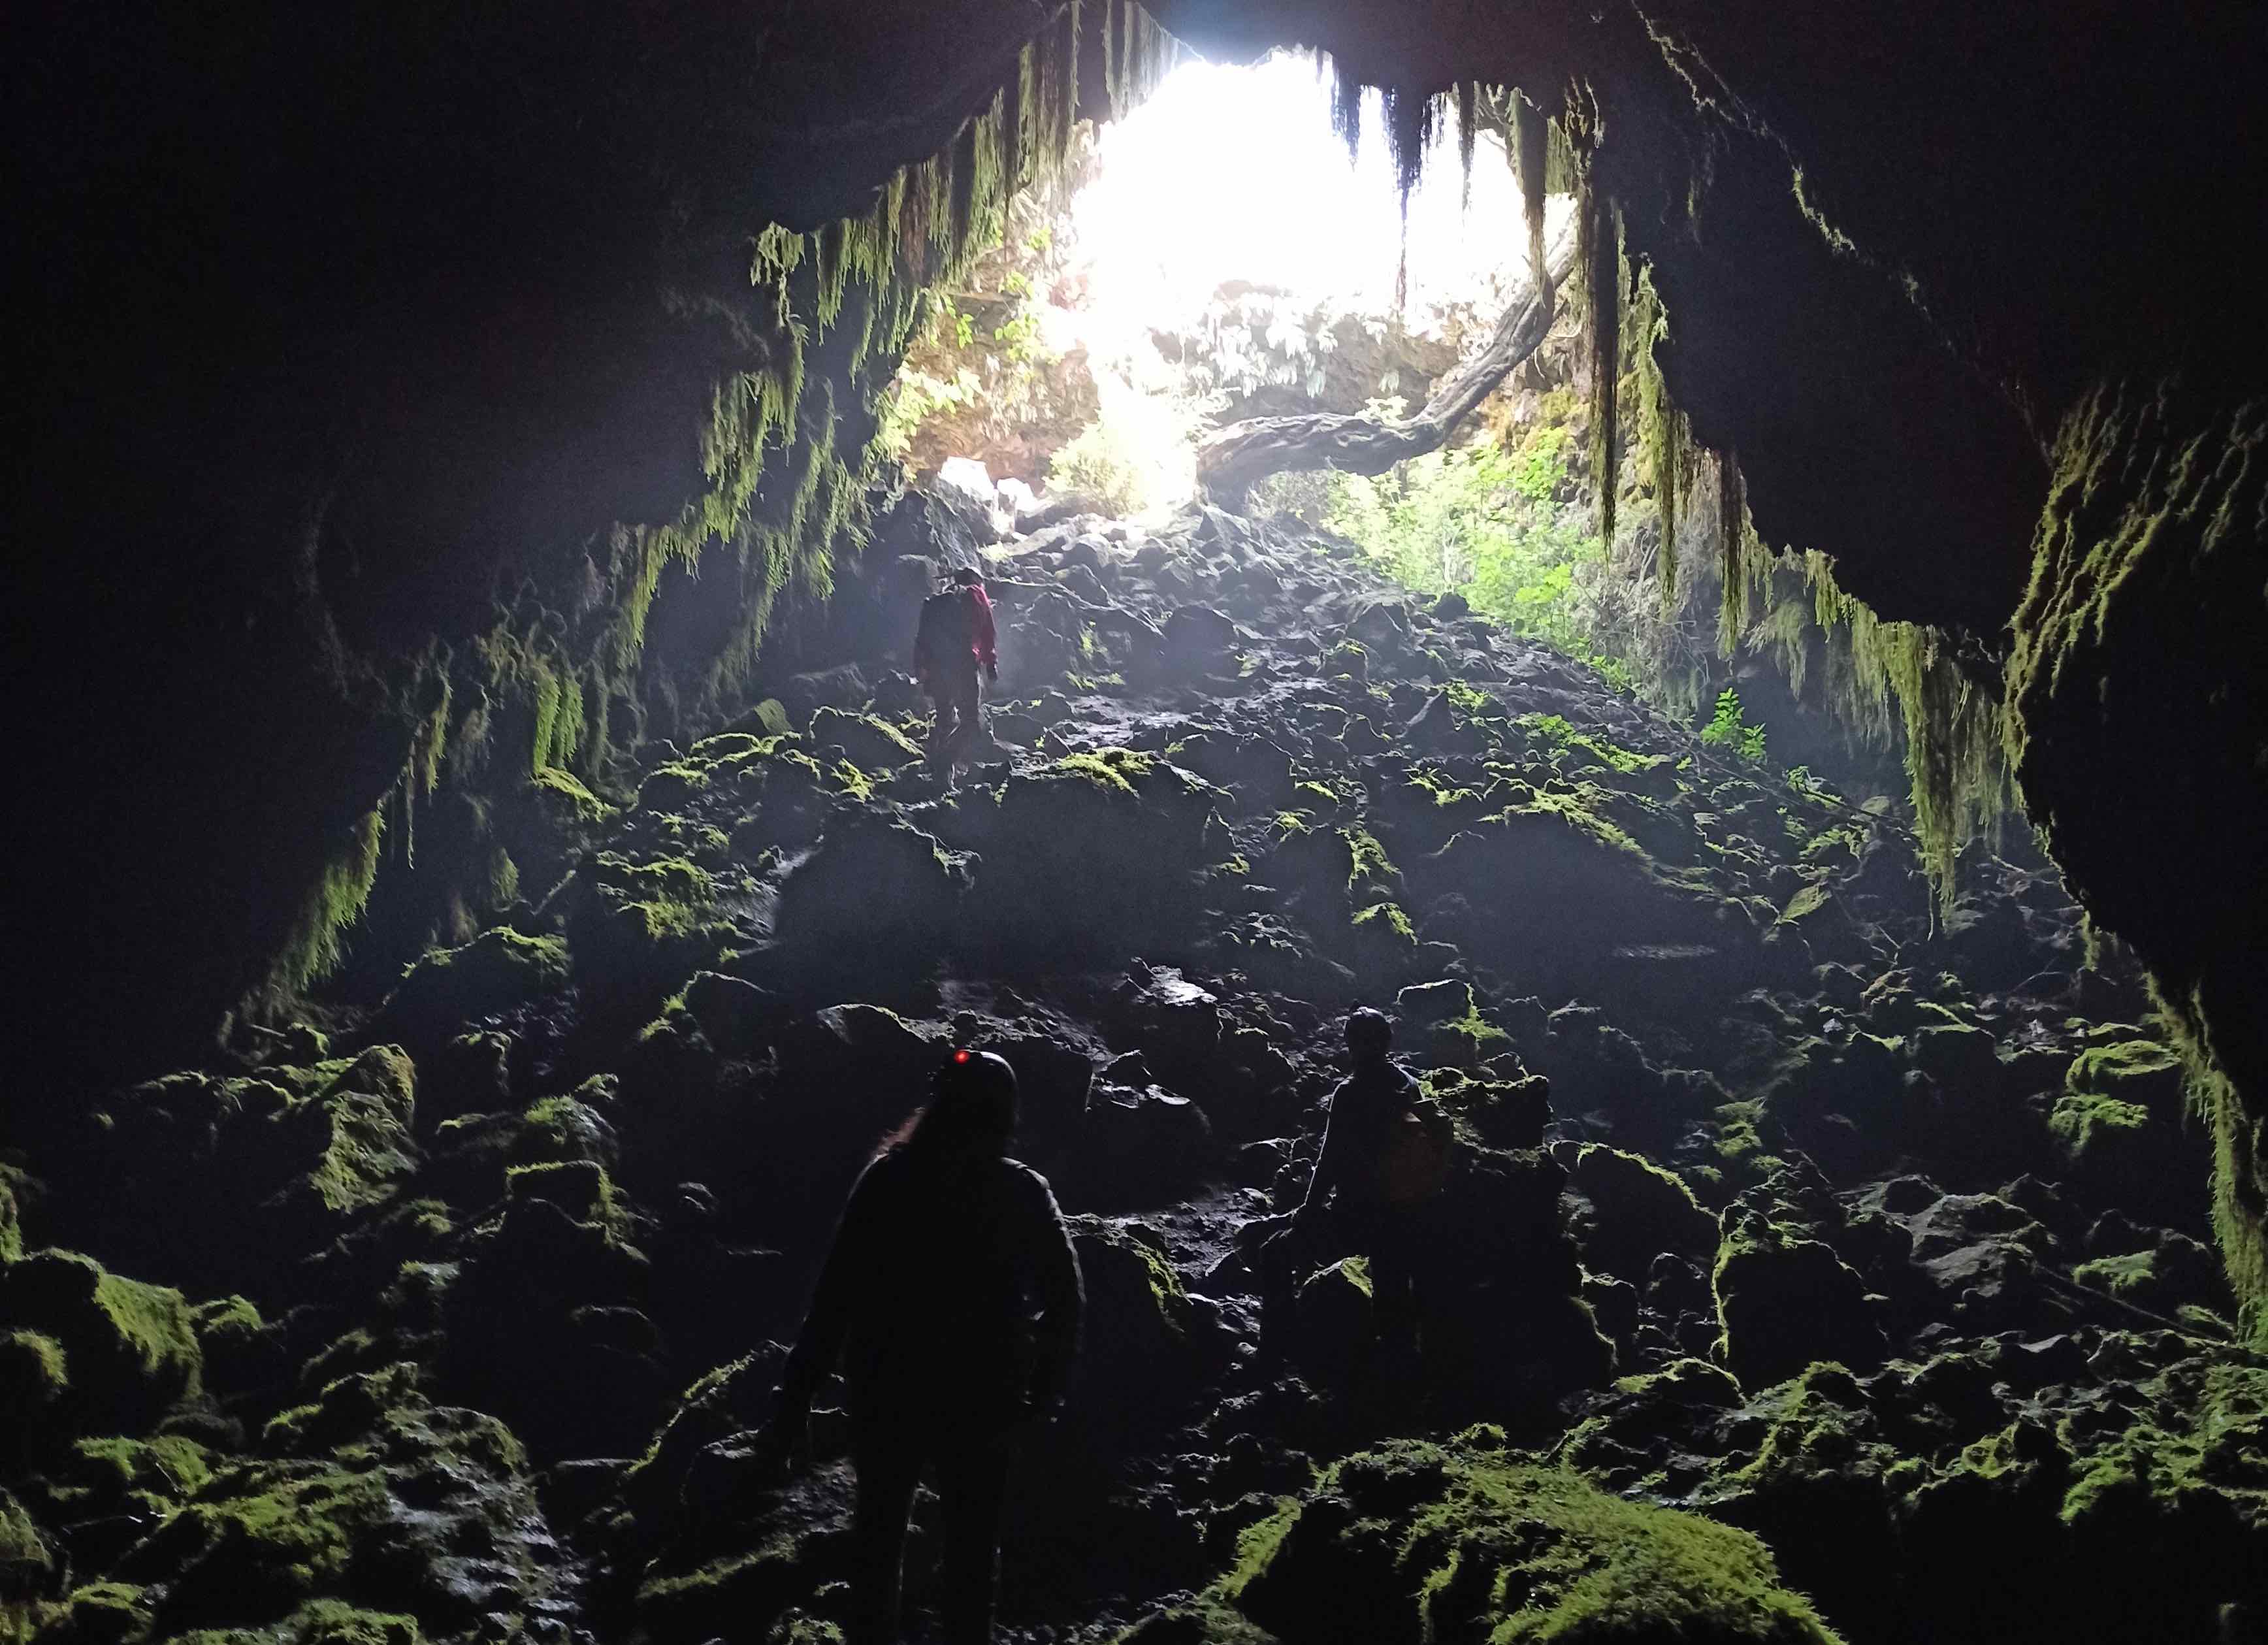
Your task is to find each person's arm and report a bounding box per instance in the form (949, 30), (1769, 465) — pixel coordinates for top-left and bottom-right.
(972, 587), (998, 677)
(1296, 1079), (1355, 1221)
(1022, 1170), (1084, 1410)
(775, 1159), (887, 1418)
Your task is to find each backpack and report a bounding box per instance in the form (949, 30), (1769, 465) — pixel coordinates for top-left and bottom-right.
(1376, 1096), (1454, 1208)
(915, 585), (977, 668)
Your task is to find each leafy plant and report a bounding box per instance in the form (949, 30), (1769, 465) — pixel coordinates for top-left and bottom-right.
(1700, 687), (1768, 764)
(1323, 437), (1621, 678)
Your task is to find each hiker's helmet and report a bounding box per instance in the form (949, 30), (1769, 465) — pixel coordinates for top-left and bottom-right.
(1346, 1008), (1395, 1060)
(930, 1047), (1018, 1143)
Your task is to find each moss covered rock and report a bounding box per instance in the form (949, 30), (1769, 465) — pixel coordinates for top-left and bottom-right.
(88, 1363), (570, 1642)
(1162, 1432), (1841, 1644)
(0, 1252), (203, 1439)
(378, 928), (568, 1045)
(935, 751), (1223, 959)
(2048, 1039), (2205, 1222)
(1570, 1145), (1720, 1284)
(807, 707), (922, 772)
(1711, 1215), (1886, 1392)
(770, 814), (972, 976)
(2, 1486), (53, 1586)
(1068, 1218), (1201, 1401)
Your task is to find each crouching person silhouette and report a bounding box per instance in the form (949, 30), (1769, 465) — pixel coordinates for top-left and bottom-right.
(1259, 1008), (1451, 1384)
(769, 1049), (1083, 1645)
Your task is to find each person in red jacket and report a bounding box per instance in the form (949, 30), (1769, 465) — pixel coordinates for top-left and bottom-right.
(915, 566), (997, 779)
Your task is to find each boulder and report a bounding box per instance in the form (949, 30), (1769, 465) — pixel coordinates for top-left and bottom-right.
(2048, 1039), (2204, 1223)
(0, 1251), (203, 1440)
(1065, 1219), (1204, 1418)
(806, 707), (922, 774)
(113, 1364), (570, 1640)
(1711, 1214), (1887, 1390)
(770, 816), (972, 976)
(378, 928), (568, 1048)
(1162, 606), (1238, 671)
(1158, 1433), (1842, 1645)
(1569, 1146), (1721, 1284)
(1080, 1083), (1215, 1208)
(937, 753), (1222, 960)
(1419, 1067), (1550, 1152)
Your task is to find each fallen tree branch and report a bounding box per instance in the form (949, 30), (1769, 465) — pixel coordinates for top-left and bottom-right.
(1195, 229), (1580, 510)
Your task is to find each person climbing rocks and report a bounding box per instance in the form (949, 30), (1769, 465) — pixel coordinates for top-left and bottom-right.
(1260, 1008), (1452, 1379)
(768, 1047), (1082, 1645)
(915, 564), (997, 779)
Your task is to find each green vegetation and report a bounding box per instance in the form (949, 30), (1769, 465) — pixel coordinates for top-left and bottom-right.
(1049, 748), (1158, 794)
(257, 810), (385, 1012)
(1211, 1433), (1843, 1643)
(1700, 687), (1768, 765)
(1325, 440), (1614, 670)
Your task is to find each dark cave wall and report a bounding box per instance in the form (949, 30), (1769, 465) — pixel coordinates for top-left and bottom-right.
(2007, 380), (2268, 1329)
(13, 1), (1042, 1087)
(13, 0), (2268, 1330)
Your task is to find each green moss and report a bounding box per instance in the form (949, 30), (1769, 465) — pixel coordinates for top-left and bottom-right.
(1323, 640), (1369, 685)
(1218, 1434), (1843, 1643)
(1491, 787), (1645, 859)
(256, 809), (384, 1009)
(1725, 1363), (1884, 1491)
(2067, 1038), (2184, 1093)
(139, 1462), (389, 1606)
(530, 766), (614, 823)
(1, 1487), (50, 1576)
(44, 1582), (150, 1645)
(0, 1162), (29, 1262)
(0, 1329), (69, 1414)
(385, 927), (568, 1034)
(1049, 747), (1157, 794)
(1350, 902), (1417, 943)
(2048, 1089), (2152, 1163)
(1340, 824), (1399, 893)
(2057, 1357), (2268, 1528)
(504, 1160), (630, 1240)
(169, 1599), (427, 1645)
(2072, 1250), (2158, 1301)
(1442, 679), (1496, 717)
(595, 853), (713, 906)
(85, 1267), (204, 1409)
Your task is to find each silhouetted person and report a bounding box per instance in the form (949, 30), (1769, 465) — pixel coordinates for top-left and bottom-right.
(1263, 1009), (1450, 1375)
(771, 1049), (1081, 1645)
(915, 566), (997, 779)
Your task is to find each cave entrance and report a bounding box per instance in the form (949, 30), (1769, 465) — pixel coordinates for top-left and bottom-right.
(886, 50), (1551, 527)
(879, 50), (1812, 788)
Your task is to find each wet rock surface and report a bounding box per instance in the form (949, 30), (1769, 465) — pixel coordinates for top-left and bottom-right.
(5, 502), (2259, 1645)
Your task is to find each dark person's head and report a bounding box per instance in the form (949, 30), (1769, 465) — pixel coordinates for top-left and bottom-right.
(949, 565), (984, 587)
(881, 1047), (1018, 1158)
(1346, 1008), (1394, 1065)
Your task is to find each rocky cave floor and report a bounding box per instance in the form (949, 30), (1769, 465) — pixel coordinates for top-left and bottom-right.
(5, 503), (2265, 1645)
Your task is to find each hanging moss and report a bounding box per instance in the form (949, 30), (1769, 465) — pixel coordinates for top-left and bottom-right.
(259, 809), (385, 1009)
(1715, 451), (1758, 656)
(1455, 82), (1479, 209)
(1579, 188), (1625, 547)
(1510, 92), (1550, 295)
(250, 0), (1176, 1020)
(1626, 267), (1683, 618)
(1328, 55), (1365, 165)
